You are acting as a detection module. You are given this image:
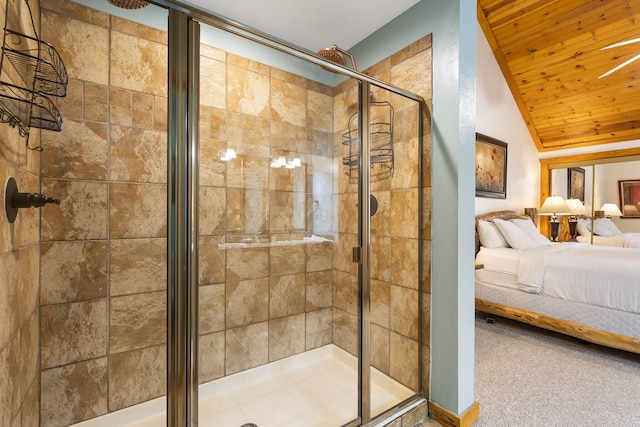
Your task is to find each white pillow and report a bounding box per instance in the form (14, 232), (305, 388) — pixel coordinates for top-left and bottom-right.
(493, 218), (544, 250)
(577, 218), (591, 236)
(510, 218), (551, 247)
(477, 220), (509, 248)
(592, 218), (621, 236)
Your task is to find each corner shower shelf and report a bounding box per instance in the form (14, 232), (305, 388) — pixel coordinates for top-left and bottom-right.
(0, 9), (68, 146)
(3, 29), (68, 97)
(342, 101), (395, 179)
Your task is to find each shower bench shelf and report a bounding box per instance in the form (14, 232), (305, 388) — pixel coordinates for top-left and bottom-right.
(341, 101), (394, 179)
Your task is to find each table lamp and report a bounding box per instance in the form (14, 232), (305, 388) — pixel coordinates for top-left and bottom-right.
(539, 196), (571, 241)
(600, 203), (623, 218)
(565, 198), (586, 240)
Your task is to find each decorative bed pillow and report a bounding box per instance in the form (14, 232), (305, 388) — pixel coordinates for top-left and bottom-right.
(510, 218), (552, 246)
(577, 218), (592, 236)
(477, 220), (509, 248)
(493, 218), (549, 250)
(592, 218), (622, 236)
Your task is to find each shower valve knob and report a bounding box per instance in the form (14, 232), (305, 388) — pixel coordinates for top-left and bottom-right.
(4, 177), (60, 224)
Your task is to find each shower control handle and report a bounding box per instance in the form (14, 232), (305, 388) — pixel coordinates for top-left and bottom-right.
(12, 192), (60, 208)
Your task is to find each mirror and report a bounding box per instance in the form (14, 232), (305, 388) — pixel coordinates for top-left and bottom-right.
(541, 148), (640, 240)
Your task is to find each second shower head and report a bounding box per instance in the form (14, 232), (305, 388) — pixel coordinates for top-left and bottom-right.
(317, 45), (357, 73)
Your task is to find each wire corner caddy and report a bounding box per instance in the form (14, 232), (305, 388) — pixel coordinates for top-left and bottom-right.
(0, 0), (68, 150)
(342, 100), (395, 181)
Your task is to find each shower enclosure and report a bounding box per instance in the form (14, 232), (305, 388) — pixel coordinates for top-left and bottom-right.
(36, 1), (431, 426)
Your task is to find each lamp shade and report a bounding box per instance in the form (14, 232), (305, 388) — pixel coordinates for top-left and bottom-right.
(565, 198), (586, 215)
(539, 196), (571, 215)
(600, 203), (623, 217)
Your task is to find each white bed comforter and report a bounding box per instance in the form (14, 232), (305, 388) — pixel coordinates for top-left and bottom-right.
(577, 233), (640, 248)
(518, 243), (640, 314)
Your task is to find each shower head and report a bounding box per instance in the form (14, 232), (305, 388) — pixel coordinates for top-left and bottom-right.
(107, 0), (149, 9)
(317, 45), (357, 73)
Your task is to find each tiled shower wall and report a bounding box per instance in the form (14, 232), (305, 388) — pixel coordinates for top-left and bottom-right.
(0, 0), (42, 425)
(35, 0), (432, 425)
(331, 37), (433, 392)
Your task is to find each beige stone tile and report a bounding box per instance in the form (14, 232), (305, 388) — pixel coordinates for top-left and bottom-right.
(337, 192), (358, 234)
(199, 186), (226, 235)
(371, 279), (390, 329)
(333, 270), (357, 316)
(199, 283), (225, 334)
(21, 376), (39, 427)
(200, 55), (226, 109)
(225, 322), (268, 375)
(268, 153), (307, 191)
(40, 358), (108, 427)
(390, 188), (419, 239)
(41, 120), (108, 180)
(154, 96), (167, 132)
(225, 246), (268, 281)
(332, 232), (358, 275)
(421, 292), (431, 345)
(226, 144), (269, 189)
(227, 64), (270, 118)
(0, 252), (18, 350)
(332, 308), (357, 357)
(109, 183), (167, 239)
(307, 89), (333, 131)
(270, 244), (305, 277)
(305, 307), (332, 350)
(402, 401), (428, 426)
(111, 31), (167, 97)
(110, 238), (166, 296)
(109, 345), (165, 411)
(371, 323), (390, 375)
(200, 138), (226, 187)
(20, 312), (39, 406)
(200, 107), (227, 140)
(305, 270), (332, 311)
(132, 91), (154, 129)
(422, 187), (432, 240)
(41, 241), (107, 304)
(228, 53), (270, 75)
(199, 332), (225, 384)
(55, 78), (83, 120)
(41, 11), (109, 85)
(109, 291), (166, 354)
(110, 87), (132, 126)
(19, 243), (39, 325)
(110, 126), (167, 183)
(41, 300), (107, 369)
(389, 332), (419, 390)
(199, 236), (226, 285)
(42, 0), (109, 27)
(390, 286), (418, 340)
(14, 171), (39, 247)
(84, 82), (108, 123)
(3, 334), (20, 421)
(306, 241), (332, 272)
(270, 191), (307, 233)
(269, 274), (305, 319)
(391, 238), (419, 289)
(0, 333), (15, 426)
(201, 43), (225, 61)
(391, 137), (419, 190)
(226, 278), (268, 329)
(271, 78), (306, 127)
(421, 343), (431, 396)
(391, 48), (433, 103)
(371, 235), (392, 283)
(269, 313), (305, 362)
(41, 179), (108, 241)
(226, 188), (268, 235)
(111, 16), (167, 45)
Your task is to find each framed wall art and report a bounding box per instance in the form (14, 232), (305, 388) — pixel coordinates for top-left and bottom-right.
(618, 179), (640, 218)
(475, 133), (507, 199)
(567, 167), (585, 202)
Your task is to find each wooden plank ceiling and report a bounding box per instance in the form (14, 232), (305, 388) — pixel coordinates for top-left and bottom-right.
(477, 0), (640, 152)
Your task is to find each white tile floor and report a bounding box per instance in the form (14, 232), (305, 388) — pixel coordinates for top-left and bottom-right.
(74, 344), (415, 427)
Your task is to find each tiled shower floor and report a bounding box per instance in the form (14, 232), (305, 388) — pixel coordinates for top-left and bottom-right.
(74, 345), (414, 427)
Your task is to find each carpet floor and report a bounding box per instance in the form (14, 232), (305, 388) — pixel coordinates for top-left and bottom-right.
(474, 314), (640, 426)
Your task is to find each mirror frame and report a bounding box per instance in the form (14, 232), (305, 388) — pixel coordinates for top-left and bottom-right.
(539, 147), (640, 237)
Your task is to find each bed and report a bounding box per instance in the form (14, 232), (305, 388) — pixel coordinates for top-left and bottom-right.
(574, 217), (640, 248)
(475, 210), (640, 354)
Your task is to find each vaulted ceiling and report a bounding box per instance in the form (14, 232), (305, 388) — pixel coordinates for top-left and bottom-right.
(477, 0), (640, 152)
